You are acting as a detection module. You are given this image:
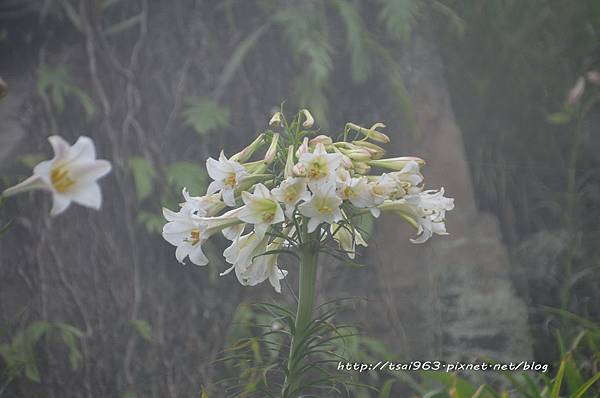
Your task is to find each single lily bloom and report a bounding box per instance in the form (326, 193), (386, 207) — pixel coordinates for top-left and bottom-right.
(299, 143), (342, 189)
(2, 135), (111, 216)
(238, 183), (285, 238)
(330, 223), (367, 259)
(271, 177), (311, 218)
(389, 161), (423, 197)
(336, 170), (372, 209)
(162, 206), (208, 265)
(180, 188), (226, 216)
(206, 151), (248, 207)
(236, 237), (288, 292)
(298, 185), (343, 233)
(221, 230), (265, 277)
(366, 173), (398, 217)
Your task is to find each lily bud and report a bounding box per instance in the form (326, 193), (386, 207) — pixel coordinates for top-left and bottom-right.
(346, 122), (391, 144)
(341, 154), (353, 169)
(368, 156), (425, 170)
(352, 140), (386, 159)
(284, 145), (295, 178)
(300, 109), (314, 128)
(231, 133), (266, 162)
(309, 135), (332, 146)
(344, 148), (372, 161)
(269, 111), (283, 127)
(292, 163), (307, 177)
(263, 133), (280, 164)
(295, 137), (310, 158)
(352, 161), (371, 175)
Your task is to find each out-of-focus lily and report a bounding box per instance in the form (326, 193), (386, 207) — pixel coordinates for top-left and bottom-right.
(299, 143), (342, 189)
(298, 184), (343, 233)
(236, 237), (288, 292)
(238, 183), (284, 238)
(566, 76), (585, 105)
(2, 135), (111, 216)
(272, 177), (311, 218)
(206, 151), (248, 207)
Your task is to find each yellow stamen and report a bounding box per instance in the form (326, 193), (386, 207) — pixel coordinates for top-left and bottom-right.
(51, 167), (76, 193)
(318, 205), (331, 215)
(188, 229), (201, 245)
(225, 173), (237, 187)
(262, 212), (275, 223)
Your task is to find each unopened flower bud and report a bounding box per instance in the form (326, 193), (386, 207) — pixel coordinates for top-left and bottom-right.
(295, 137), (310, 158)
(309, 135), (332, 146)
(269, 111), (283, 127)
(300, 109), (314, 128)
(231, 133), (266, 162)
(346, 122), (390, 144)
(352, 140), (386, 159)
(292, 163), (306, 177)
(284, 145), (295, 178)
(368, 156), (425, 171)
(341, 154), (353, 169)
(345, 148), (372, 161)
(263, 133), (280, 164)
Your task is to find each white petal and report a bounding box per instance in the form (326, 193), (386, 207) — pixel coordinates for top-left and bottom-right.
(48, 136), (70, 160)
(206, 180), (224, 195)
(206, 157), (229, 180)
(254, 223), (268, 239)
(68, 136), (96, 163)
(189, 245), (208, 266)
(222, 188), (236, 207)
(50, 194), (71, 216)
(69, 160), (111, 185)
(175, 244), (192, 263)
(69, 183), (102, 209)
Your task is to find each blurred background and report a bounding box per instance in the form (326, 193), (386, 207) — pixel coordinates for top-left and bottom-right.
(0, 0), (599, 397)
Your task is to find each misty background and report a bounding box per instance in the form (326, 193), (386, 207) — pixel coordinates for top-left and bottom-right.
(0, 0), (598, 397)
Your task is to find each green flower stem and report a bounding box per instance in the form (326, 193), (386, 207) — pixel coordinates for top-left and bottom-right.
(283, 230), (319, 397)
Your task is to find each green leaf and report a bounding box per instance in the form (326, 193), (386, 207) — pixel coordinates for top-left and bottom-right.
(165, 162), (207, 195)
(131, 319), (152, 342)
(571, 371), (600, 398)
(378, 0), (420, 42)
(137, 210), (165, 235)
(182, 97), (230, 136)
(547, 112), (573, 124)
(550, 355), (567, 398)
(128, 156), (155, 202)
(334, 0), (372, 83)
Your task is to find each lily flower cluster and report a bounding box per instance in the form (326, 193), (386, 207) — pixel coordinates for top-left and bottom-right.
(162, 110), (454, 292)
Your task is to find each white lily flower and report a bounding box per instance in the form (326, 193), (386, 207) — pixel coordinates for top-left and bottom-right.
(272, 177), (311, 218)
(162, 206), (208, 266)
(336, 169), (372, 208)
(366, 173), (397, 217)
(238, 183), (284, 238)
(299, 142), (342, 189)
(180, 188), (225, 216)
(298, 185), (343, 233)
(206, 151), (248, 207)
(388, 161), (423, 197)
(378, 188), (454, 244)
(2, 135), (111, 216)
(237, 238), (288, 293)
(331, 223), (367, 259)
